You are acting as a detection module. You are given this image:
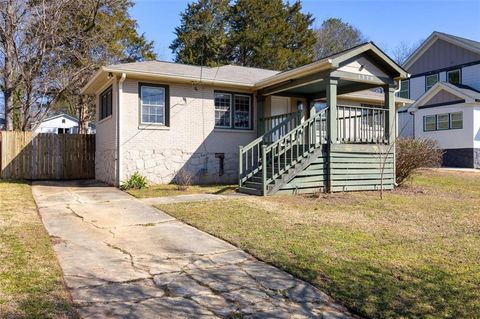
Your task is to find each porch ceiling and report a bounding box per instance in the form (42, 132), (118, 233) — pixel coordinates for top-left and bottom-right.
(266, 79), (378, 100)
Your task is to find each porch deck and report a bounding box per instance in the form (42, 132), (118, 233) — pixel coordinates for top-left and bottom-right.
(237, 43), (407, 195)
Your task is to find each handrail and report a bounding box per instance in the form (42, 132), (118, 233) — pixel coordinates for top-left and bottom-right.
(238, 110), (302, 186)
(336, 105), (388, 144)
(261, 111), (301, 134)
(263, 108), (328, 186)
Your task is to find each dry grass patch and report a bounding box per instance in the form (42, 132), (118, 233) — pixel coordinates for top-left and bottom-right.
(127, 183), (237, 198)
(0, 180), (77, 319)
(156, 169), (480, 318)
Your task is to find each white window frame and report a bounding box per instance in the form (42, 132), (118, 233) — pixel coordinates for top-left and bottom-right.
(214, 92), (233, 128)
(425, 73), (439, 91)
(398, 79), (409, 99)
(424, 115), (436, 132)
(214, 91), (253, 130)
(447, 69), (461, 85)
(450, 112), (463, 129)
(233, 94), (252, 130)
(140, 84), (166, 126)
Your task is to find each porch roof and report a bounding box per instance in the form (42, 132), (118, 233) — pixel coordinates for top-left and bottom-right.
(256, 42), (410, 99)
(82, 42), (408, 95)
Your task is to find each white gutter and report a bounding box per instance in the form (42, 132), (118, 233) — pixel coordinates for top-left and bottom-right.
(117, 73), (126, 186)
(104, 69), (257, 88)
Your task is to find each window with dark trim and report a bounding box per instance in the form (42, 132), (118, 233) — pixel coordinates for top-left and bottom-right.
(398, 79), (409, 99)
(423, 112), (463, 132)
(139, 83), (169, 126)
(425, 74), (439, 91)
(436, 114), (449, 130)
(214, 91), (252, 130)
(99, 86), (112, 120)
(424, 115), (436, 131)
(447, 69), (461, 85)
(450, 112), (463, 129)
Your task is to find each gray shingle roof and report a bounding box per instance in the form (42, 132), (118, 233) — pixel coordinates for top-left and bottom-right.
(106, 61), (280, 86)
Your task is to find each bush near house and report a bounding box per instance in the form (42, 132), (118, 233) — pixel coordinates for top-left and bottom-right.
(121, 171), (148, 190)
(157, 169), (480, 318)
(396, 138), (443, 185)
(0, 180), (77, 318)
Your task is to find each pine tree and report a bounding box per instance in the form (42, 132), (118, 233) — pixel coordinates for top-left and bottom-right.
(170, 0), (316, 71)
(229, 0), (315, 70)
(170, 0), (230, 66)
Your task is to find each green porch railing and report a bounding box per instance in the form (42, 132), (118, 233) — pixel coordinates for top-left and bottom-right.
(238, 111), (301, 187)
(336, 105), (389, 144)
(262, 108), (328, 192)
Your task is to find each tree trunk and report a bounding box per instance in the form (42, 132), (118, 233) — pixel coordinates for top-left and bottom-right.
(3, 0), (16, 131)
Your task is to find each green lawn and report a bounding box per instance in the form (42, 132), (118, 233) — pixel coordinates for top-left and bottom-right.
(127, 183), (237, 198)
(156, 169), (480, 319)
(0, 180), (77, 319)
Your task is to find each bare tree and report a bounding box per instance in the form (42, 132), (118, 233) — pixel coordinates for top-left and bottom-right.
(314, 18), (367, 60)
(391, 40), (423, 66)
(0, 0), (155, 131)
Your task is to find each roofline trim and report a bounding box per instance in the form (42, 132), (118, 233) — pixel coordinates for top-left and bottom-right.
(404, 32), (480, 70)
(410, 81), (477, 110)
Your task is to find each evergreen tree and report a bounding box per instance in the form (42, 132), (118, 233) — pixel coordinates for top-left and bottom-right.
(229, 0), (315, 70)
(170, 0), (316, 71)
(170, 0), (230, 66)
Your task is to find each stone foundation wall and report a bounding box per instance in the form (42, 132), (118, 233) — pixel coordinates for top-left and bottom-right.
(123, 149), (238, 184)
(96, 149), (116, 185)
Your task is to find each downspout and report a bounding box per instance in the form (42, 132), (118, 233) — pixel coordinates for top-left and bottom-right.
(117, 73), (127, 187)
(393, 80), (402, 187)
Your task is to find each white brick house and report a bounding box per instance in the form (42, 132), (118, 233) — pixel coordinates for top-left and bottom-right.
(82, 43), (411, 191)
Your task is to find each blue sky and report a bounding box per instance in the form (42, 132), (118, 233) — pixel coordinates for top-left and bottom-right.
(130, 0), (480, 61)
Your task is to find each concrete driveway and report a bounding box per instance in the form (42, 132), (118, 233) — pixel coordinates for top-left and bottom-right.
(32, 181), (354, 319)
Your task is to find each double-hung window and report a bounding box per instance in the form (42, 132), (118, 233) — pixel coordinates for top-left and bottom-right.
(423, 115), (436, 131)
(436, 114), (449, 130)
(139, 84), (169, 126)
(214, 91), (252, 130)
(450, 112), (463, 129)
(398, 79), (409, 99)
(100, 86), (112, 120)
(425, 74), (439, 91)
(447, 69), (461, 85)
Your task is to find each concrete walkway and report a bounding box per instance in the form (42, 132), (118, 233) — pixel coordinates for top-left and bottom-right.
(32, 180), (355, 319)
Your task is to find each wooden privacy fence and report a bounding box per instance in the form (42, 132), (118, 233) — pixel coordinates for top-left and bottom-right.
(0, 131), (95, 180)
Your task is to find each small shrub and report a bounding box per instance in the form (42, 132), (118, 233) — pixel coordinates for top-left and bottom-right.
(174, 169), (193, 191)
(396, 138), (443, 185)
(121, 172), (148, 190)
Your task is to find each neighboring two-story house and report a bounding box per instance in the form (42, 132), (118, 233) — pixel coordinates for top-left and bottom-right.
(398, 32), (480, 168)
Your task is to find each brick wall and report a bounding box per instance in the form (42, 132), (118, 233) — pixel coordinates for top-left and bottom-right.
(119, 79), (258, 184)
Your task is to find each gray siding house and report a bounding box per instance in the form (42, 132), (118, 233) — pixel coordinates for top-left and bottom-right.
(398, 32), (480, 168)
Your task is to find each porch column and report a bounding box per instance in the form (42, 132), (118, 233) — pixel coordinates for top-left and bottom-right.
(384, 85), (396, 144)
(256, 95), (265, 137)
(326, 77), (338, 193)
(327, 77), (338, 143)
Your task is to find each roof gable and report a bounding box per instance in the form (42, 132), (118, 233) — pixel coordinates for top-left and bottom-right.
(422, 89), (465, 107)
(404, 32), (480, 74)
(409, 82), (480, 111)
(330, 42), (408, 79)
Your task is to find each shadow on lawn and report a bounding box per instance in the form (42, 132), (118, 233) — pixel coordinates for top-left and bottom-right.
(284, 259), (476, 318)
